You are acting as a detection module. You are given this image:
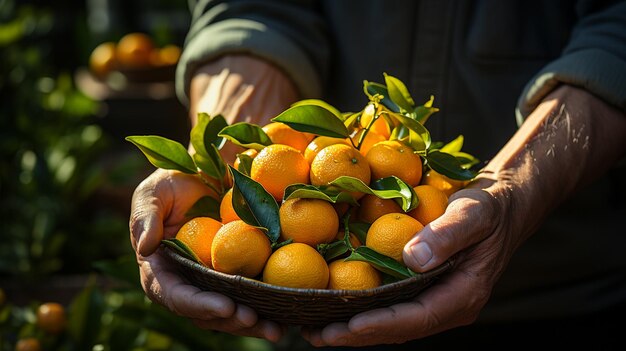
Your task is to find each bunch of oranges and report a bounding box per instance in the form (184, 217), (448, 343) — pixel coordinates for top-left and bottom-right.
(89, 32), (181, 79)
(174, 108), (471, 291)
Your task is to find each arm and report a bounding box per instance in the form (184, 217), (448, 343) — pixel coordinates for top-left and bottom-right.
(303, 85), (626, 346)
(129, 55), (298, 341)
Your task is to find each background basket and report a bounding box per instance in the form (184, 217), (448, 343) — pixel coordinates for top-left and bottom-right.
(163, 246), (454, 327)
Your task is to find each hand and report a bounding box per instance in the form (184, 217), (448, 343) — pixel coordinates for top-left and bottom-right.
(129, 168), (283, 341)
(302, 85), (626, 346)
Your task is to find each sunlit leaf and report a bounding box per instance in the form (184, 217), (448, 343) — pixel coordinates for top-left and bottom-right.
(426, 150), (476, 181)
(371, 177), (418, 212)
(126, 135), (196, 174)
(386, 112), (431, 151)
(162, 238), (202, 263)
(218, 123), (272, 150)
(328, 176), (416, 212)
(414, 96), (439, 125)
(291, 99), (344, 120)
(440, 135), (464, 154)
(236, 153), (254, 176)
(346, 246), (415, 279)
(283, 183), (359, 205)
(363, 80), (400, 112)
(384, 73), (415, 112)
(272, 104), (350, 138)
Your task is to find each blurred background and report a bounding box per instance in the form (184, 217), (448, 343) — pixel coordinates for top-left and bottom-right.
(0, 0), (305, 350)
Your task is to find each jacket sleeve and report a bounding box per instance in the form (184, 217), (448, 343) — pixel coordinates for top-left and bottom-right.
(516, 0), (626, 123)
(175, 0), (329, 106)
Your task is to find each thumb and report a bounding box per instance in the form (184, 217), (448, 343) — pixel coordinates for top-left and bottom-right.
(129, 174), (169, 257)
(402, 189), (497, 272)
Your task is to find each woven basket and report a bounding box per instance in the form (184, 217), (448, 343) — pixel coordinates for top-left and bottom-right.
(163, 246), (454, 327)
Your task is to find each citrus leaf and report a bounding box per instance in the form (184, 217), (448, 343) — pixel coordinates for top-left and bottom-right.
(184, 195), (221, 221)
(363, 80), (400, 112)
(384, 73), (415, 112)
(328, 176), (416, 211)
(218, 122), (272, 150)
(452, 151), (480, 169)
(414, 96), (439, 125)
(319, 240), (350, 262)
(235, 152), (254, 176)
(347, 221), (370, 245)
(191, 113), (228, 158)
(126, 135), (196, 174)
(283, 183), (359, 205)
(161, 238), (201, 264)
(292, 99), (344, 120)
(343, 111), (361, 130)
(192, 143), (226, 180)
(272, 104), (350, 138)
(229, 166), (280, 242)
(440, 135), (464, 154)
(371, 176), (419, 212)
(386, 112), (431, 150)
(426, 150), (476, 181)
(346, 246), (415, 279)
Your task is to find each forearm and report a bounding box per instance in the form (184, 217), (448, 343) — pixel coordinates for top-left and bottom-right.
(482, 85), (626, 247)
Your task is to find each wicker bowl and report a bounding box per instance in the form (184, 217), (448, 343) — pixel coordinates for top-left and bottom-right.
(163, 245), (454, 327)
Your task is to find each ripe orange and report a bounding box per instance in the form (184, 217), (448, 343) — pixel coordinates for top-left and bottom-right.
(357, 194), (403, 224)
(328, 260), (382, 290)
(279, 198), (339, 247)
(89, 42), (117, 78)
(360, 103), (391, 139)
(366, 140), (423, 186)
(262, 122), (311, 153)
(351, 129), (387, 156)
(303, 136), (350, 164)
(175, 217), (223, 266)
(250, 144), (310, 201)
(310, 144), (371, 199)
(219, 188), (240, 224)
(154, 44), (181, 66)
(408, 185), (448, 225)
(116, 32), (154, 68)
(233, 148), (258, 170)
(211, 220), (271, 277)
(335, 230), (362, 248)
(421, 169), (467, 197)
(15, 338), (41, 351)
(366, 213), (424, 263)
(36, 302), (66, 334)
(263, 243), (329, 289)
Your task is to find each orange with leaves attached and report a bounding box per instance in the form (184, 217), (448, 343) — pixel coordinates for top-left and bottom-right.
(310, 144), (371, 199)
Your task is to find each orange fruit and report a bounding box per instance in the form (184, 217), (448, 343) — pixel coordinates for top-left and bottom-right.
(360, 103), (391, 139)
(310, 144), (371, 199)
(175, 217), (223, 266)
(366, 213), (424, 263)
(89, 42), (117, 78)
(233, 148), (258, 170)
(15, 338), (41, 351)
(351, 129), (386, 156)
(421, 169), (467, 197)
(211, 220), (271, 277)
(36, 302), (66, 334)
(408, 185), (448, 225)
(263, 243), (329, 289)
(116, 32), (154, 68)
(335, 230), (361, 248)
(328, 260), (382, 290)
(156, 44), (181, 66)
(366, 140), (423, 186)
(219, 188), (241, 224)
(357, 194), (403, 224)
(279, 198), (339, 247)
(250, 144), (310, 201)
(262, 122), (311, 153)
(303, 136), (350, 164)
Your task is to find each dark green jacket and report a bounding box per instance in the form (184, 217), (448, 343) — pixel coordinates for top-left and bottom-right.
(176, 0), (626, 323)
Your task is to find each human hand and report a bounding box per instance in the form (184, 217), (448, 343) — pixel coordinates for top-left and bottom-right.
(129, 168), (284, 341)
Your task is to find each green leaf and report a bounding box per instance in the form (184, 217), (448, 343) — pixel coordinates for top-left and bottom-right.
(126, 135), (197, 174)
(386, 112), (431, 151)
(426, 150), (476, 181)
(192, 143), (226, 181)
(384, 73), (415, 112)
(363, 80), (400, 112)
(67, 279), (105, 350)
(283, 183), (358, 205)
(161, 238), (201, 263)
(452, 151), (480, 168)
(291, 99), (344, 120)
(440, 135), (464, 154)
(218, 122), (272, 150)
(229, 166), (281, 242)
(191, 113), (228, 158)
(328, 176), (416, 211)
(319, 240), (350, 262)
(414, 96), (439, 125)
(348, 221), (370, 244)
(272, 104), (350, 138)
(236, 152), (254, 176)
(371, 176), (418, 212)
(346, 246), (415, 279)
(185, 195), (221, 221)
(343, 111), (361, 130)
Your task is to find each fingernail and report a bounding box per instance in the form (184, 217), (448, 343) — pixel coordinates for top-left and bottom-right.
(410, 242), (433, 266)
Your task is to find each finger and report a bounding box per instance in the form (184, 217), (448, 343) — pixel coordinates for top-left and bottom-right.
(129, 172), (169, 256)
(193, 318), (284, 342)
(402, 189), (497, 272)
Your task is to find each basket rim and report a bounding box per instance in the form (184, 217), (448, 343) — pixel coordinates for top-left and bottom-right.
(163, 245), (454, 297)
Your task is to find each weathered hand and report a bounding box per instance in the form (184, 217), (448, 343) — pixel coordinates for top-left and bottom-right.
(129, 169), (283, 341)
